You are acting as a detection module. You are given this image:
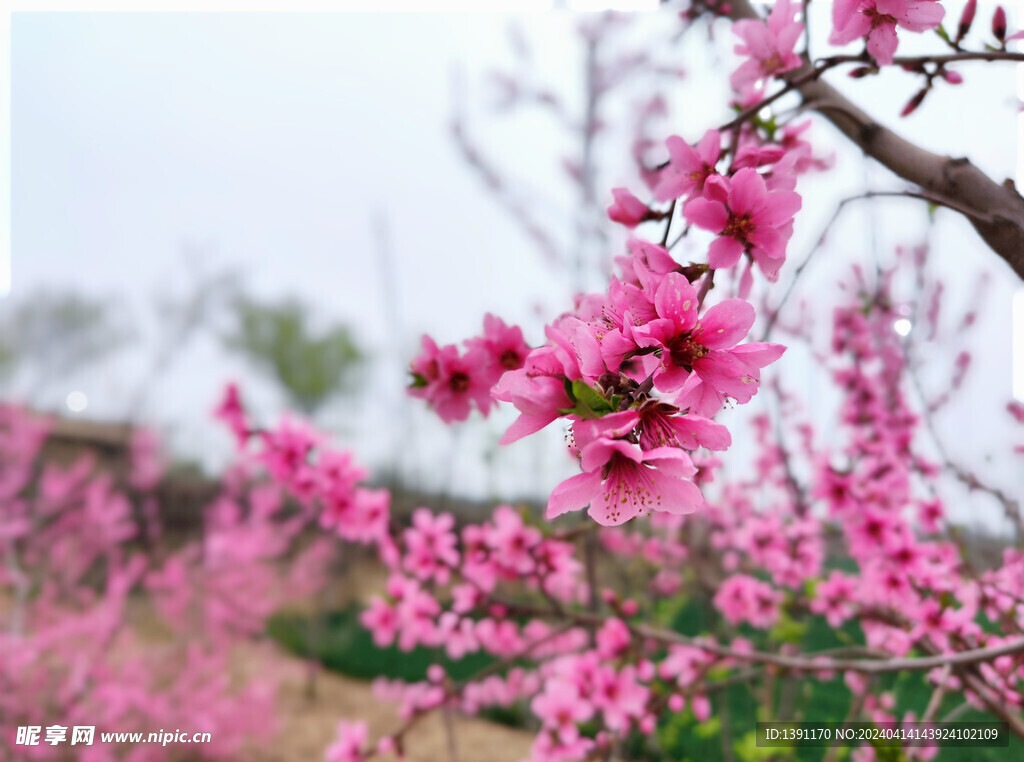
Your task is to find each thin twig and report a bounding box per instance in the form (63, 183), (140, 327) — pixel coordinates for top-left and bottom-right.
(761, 190), (973, 341)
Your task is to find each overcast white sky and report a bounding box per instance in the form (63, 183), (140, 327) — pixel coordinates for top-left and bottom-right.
(6, 6), (1023, 530)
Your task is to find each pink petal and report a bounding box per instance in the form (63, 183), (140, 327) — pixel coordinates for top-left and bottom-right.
(696, 130), (722, 165)
(665, 135), (700, 171)
(731, 342), (786, 369)
(776, 23), (804, 57)
(500, 412), (555, 445)
(693, 351), (759, 400)
(547, 471), (601, 519)
(708, 236), (746, 270)
(768, 0), (795, 29)
(632, 316), (678, 350)
(867, 24), (899, 66)
(730, 60), (764, 92)
(601, 329), (638, 373)
(586, 459), (701, 526)
(833, 0), (863, 30)
(831, 0), (871, 43)
(694, 299), (755, 349)
(738, 261), (754, 299)
(703, 174), (730, 205)
(757, 190), (802, 227)
(575, 326), (607, 379)
(748, 225), (787, 260)
(655, 272), (700, 333)
(751, 248), (786, 280)
(684, 198), (728, 232)
(576, 411), (641, 445)
(900, 0), (944, 31)
(670, 414), (732, 451)
(654, 362), (692, 394)
(580, 438), (642, 473)
(672, 373), (726, 418)
(654, 175), (689, 203)
(734, 21), (775, 60)
(728, 168), (768, 216)
(642, 446), (698, 478)
(646, 469), (704, 515)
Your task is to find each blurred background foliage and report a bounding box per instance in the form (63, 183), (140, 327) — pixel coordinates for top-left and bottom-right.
(222, 296), (363, 417)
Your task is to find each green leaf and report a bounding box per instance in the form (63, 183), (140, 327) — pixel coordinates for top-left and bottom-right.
(656, 704), (692, 751)
(735, 730), (790, 762)
(695, 716), (721, 739)
(803, 578), (819, 599)
(559, 380), (617, 420)
(770, 612), (808, 644)
(563, 376), (576, 403)
(935, 24), (951, 43)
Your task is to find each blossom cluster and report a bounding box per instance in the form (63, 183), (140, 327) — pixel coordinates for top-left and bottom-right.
(218, 274), (1024, 762)
(1, 402), (332, 761)
(411, 254), (788, 526)
(326, 4), (1024, 758)
(410, 131), (816, 526)
(220, 305), (1023, 762)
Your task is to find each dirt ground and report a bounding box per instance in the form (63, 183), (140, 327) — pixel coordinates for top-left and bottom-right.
(4, 559), (534, 762)
(236, 639), (534, 762)
(126, 557), (535, 762)
(243, 558), (535, 762)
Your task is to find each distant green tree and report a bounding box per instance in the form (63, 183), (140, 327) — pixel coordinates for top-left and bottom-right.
(223, 297), (363, 417)
(0, 289), (133, 403)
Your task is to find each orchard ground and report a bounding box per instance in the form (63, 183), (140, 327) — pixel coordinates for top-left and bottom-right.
(128, 556), (534, 762)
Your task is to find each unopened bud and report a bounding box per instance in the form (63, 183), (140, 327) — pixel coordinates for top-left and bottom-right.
(957, 0), (977, 41)
(942, 69), (964, 85)
(848, 66), (876, 79)
(993, 6), (1007, 42)
(901, 89), (928, 117)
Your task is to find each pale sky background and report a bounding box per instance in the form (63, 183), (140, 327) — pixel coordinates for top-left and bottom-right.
(6, 5), (1023, 531)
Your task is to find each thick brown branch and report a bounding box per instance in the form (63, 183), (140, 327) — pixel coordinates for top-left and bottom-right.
(726, 0), (1024, 279)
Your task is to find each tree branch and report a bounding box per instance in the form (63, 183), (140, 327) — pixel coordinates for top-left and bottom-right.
(498, 598), (1024, 676)
(725, 0), (1024, 279)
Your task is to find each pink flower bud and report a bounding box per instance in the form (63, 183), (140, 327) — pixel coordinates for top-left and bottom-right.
(942, 70), (964, 85)
(901, 89), (928, 117)
(957, 0), (976, 41)
(621, 599), (640, 617)
(848, 66), (875, 79)
(993, 6), (1007, 42)
(692, 694), (712, 722)
(607, 188), (651, 229)
(668, 693), (686, 712)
